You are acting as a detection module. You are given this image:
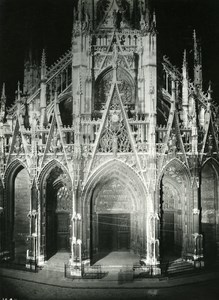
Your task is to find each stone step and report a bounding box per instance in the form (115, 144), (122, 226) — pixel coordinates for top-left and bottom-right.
(167, 260), (194, 274)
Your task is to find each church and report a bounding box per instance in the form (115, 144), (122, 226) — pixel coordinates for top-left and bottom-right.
(0, 0), (219, 276)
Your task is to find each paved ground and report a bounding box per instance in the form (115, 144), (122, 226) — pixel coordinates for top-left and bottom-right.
(95, 251), (140, 267)
(1, 252), (219, 300)
(1, 273), (219, 300)
(1, 265), (219, 300)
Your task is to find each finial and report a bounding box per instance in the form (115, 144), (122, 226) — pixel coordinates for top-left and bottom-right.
(153, 11), (156, 26)
(193, 29), (196, 41)
(182, 49), (188, 79)
(1, 83), (6, 102)
(54, 90), (58, 103)
(16, 81), (21, 101)
(183, 49), (187, 62)
(73, 6), (77, 21)
(41, 49), (47, 80)
(41, 49), (46, 68)
(208, 81), (212, 101)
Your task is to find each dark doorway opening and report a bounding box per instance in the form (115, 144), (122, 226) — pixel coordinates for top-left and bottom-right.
(160, 210), (174, 258)
(56, 212), (70, 251)
(97, 213), (130, 254)
(160, 176), (183, 262)
(45, 167), (71, 260)
(46, 199), (70, 259)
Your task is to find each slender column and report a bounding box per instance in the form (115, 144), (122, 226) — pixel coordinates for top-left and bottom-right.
(26, 180), (38, 269)
(145, 211), (161, 275)
(70, 171), (82, 277)
(190, 178), (204, 265)
(0, 206), (3, 258)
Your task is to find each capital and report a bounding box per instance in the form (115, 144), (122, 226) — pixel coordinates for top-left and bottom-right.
(193, 208), (200, 215)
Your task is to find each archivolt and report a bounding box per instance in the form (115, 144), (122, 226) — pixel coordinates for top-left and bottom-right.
(82, 158), (147, 212)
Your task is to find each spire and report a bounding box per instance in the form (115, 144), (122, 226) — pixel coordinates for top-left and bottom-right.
(193, 29), (197, 61)
(40, 49), (47, 127)
(207, 81), (212, 102)
(23, 100), (30, 129)
(182, 49), (188, 79)
(41, 49), (47, 81)
(193, 30), (202, 89)
(1, 83), (6, 104)
(78, 0), (82, 22)
(16, 81), (22, 102)
(16, 81), (22, 115)
(152, 10), (156, 27)
(0, 83), (6, 123)
(145, 0), (150, 24)
(182, 50), (189, 127)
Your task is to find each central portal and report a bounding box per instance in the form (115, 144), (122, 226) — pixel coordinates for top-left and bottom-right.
(89, 175), (141, 264)
(98, 214), (130, 252)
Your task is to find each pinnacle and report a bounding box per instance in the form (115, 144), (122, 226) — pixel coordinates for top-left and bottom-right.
(41, 49), (47, 67)
(1, 83), (6, 100)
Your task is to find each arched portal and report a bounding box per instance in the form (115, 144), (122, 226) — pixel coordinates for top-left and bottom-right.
(201, 160), (219, 263)
(82, 160), (146, 264)
(0, 177), (4, 254)
(39, 161), (72, 260)
(5, 161), (31, 264)
(159, 159), (191, 261)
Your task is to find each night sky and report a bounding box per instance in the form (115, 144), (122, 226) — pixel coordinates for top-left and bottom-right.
(0, 0), (219, 106)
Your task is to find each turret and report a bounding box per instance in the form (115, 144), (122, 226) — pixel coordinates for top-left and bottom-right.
(40, 49), (47, 127)
(182, 50), (189, 127)
(0, 83), (6, 123)
(207, 81), (212, 102)
(16, 81), (22, 116)
(72, 1), (91, 117)
(193, 30), (202, 90)
(23, 49), (40, 95)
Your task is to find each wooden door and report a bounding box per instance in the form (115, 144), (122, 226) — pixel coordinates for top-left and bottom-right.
(56, 212), (70, 251)
(118, 214), (130, 250)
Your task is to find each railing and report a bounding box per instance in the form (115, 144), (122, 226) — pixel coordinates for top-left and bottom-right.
(64, 263), (107, 279)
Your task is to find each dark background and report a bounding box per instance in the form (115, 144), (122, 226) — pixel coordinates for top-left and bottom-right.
(0, 0), (219, 106)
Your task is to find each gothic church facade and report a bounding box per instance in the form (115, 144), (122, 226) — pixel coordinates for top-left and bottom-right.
(0, 0), (219, 274)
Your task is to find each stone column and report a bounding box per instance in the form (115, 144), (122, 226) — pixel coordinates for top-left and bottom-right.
(193, 208), (200, 235)
(192, 208), (204, 266)
(190, 179), (204, 265)
(0, 206), (3, 259)
(69, 183), (82, 277)
(145, 211), (161, 275)
(26, 180), (38, 269)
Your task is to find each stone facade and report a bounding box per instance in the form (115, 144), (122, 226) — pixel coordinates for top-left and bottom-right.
(0, 0), (219, 274)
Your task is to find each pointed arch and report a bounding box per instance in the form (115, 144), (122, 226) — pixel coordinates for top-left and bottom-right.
(37, 159), (72, 261)
(4, 159), (29, 184)
(82, 158), (147, 262)
(157, 158), (192, 260)
(158, 158), (191, 191)
(83, 158), (146, 209)
(94, 66), (135, 110)
(4, 159), (31, 264)
(200, 157), (219, 263)
(201, 157), (219, 173)
(38, 159), (71, 186)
